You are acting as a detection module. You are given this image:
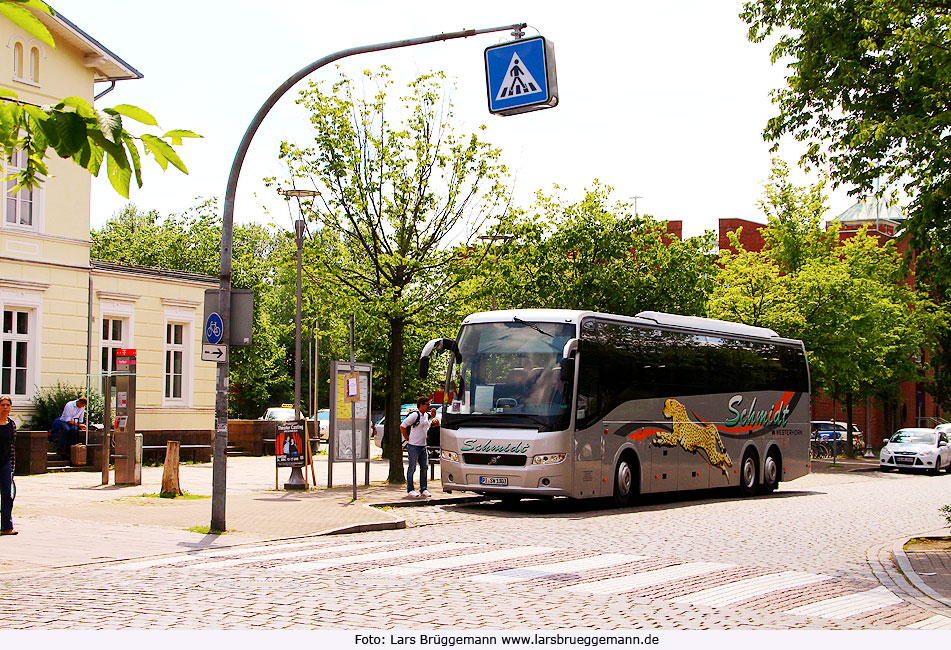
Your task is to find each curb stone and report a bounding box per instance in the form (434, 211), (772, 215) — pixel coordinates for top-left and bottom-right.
(867, 534), (951, 617)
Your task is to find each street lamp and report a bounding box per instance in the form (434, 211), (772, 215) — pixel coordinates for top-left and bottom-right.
(628, 195), (643, 216)
(279, 188), (319, 490)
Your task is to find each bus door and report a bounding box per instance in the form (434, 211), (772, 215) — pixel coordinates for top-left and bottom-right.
(574, 330), (603, 498)
(573, 422), (603, 498)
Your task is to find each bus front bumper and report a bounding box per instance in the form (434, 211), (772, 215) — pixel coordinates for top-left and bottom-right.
(439, 460), (571, 497)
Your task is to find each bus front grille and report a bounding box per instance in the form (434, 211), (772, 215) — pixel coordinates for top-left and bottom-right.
(462, 453), (527, 467)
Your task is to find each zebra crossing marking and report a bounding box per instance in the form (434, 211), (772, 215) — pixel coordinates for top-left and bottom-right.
(557, 562), (734, 594)
(905, 614), (951, 630)
(111, 540), (935, 628)
(273, 543), (476, 571)
(468, 553), (648, 584)
(786, 585), (902, 619)
(671, 570), (832, 607)
(367, 546), (560, 576)
(115, 539), (350, 570)
(171, 541), (391, 570)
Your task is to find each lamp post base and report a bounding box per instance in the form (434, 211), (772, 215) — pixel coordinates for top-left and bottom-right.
(284, 466), (307, 490)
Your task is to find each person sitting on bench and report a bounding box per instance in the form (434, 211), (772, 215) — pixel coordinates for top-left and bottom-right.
(50, 397), (87, 461)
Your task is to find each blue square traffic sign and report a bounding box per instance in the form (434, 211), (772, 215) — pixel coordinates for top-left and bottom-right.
(485, 36), (558, 116)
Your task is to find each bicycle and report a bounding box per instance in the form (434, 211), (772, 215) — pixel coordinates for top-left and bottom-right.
(810, 438), (832, 458)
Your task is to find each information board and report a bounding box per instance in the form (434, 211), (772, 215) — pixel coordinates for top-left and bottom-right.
(330, 361), (372, 462)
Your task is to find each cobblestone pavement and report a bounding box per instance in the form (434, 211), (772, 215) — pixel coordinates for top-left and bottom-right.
(2, 466), (950, 630)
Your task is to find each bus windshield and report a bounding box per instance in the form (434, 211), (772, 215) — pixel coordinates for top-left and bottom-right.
(442, 320), (574, 432)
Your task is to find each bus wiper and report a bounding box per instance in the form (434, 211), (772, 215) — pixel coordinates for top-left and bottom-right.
(513, 316), (553, 338)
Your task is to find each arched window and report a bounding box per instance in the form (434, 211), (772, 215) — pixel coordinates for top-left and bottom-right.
(12, 42), (22, 79)
(29, 46), (38, 82)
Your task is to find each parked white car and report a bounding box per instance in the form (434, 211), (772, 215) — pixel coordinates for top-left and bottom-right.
(880, 428), (951, 474)
(373, 404), (441, 455)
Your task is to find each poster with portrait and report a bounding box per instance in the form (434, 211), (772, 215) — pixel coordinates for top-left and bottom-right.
(275, 420), (306, 468)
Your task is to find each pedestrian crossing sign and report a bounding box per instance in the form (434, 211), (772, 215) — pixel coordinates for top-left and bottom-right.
(485, 36), (558, 116)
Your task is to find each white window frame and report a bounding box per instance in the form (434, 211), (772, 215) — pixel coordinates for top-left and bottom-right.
(3, 148), (45, 234)
(0, 282), (44, 406)
(98, 296), (136, 376)
(162, 300), (196, 408)
(164, 322), (186, 403)
(100, 315), (128, 374)
(29, 45), (39, 83)
(12, 40), (22, 79)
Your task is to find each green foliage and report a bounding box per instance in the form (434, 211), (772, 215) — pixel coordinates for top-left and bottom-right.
(709, 162), (943, 404)
(741, 0), (951, 289)
(25, 381), (102, 430)
(0, 91), (199, 198)
(942, 504), (951, 530)
(464, 183), (717, 317)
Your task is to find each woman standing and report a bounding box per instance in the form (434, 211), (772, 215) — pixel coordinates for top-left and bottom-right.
(0, 394), (17, 536)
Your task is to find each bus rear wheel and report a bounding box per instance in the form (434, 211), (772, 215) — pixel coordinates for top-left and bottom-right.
(613, 456), (637, 507)
(739, 452), (758, 498)
(760, 451), (780, 495)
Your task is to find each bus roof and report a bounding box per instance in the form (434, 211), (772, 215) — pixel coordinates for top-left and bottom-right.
(462, 309), (789, 343)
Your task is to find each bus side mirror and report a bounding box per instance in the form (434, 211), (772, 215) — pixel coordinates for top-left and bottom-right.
(560, 358), (575, 383)
(560, 338), (578, 382)
(418, 338), (456, 380)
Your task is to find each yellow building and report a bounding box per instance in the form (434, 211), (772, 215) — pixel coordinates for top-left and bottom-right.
(0, 7), (215, 430)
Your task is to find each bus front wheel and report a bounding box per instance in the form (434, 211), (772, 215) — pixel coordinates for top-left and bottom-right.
(613, 457), (637, 507)
(739, 452), (758, 498)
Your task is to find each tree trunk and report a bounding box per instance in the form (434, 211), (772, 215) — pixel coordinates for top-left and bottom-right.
(160, 440), (183, 497)
(385, 316), (406, 484)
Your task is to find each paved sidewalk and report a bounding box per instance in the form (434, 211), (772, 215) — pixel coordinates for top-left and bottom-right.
(3, 452), (949, 612)
(0, 454), (471, 573)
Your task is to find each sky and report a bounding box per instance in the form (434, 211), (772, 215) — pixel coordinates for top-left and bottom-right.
(49, 0), (861, 238)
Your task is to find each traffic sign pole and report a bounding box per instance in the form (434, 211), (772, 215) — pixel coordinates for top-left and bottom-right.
(212, 22), (529, 533)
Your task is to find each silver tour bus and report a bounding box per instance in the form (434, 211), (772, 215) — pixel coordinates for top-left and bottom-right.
(418, 309), (811, 505)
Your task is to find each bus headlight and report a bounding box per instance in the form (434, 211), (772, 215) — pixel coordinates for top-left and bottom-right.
(440, 450), (459, 462)
(532, 453), (566, 465)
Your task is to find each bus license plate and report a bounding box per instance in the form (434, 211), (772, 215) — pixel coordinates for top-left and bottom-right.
(479, 476), (508, 486)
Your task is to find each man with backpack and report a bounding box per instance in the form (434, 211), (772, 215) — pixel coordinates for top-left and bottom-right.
(401, 396), (439, 498)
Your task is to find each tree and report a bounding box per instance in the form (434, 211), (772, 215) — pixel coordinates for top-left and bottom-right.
(709, 163), (942, 450)
(468, 184), (717, 317)
(0, 0), (199, 196)
(274, 69), (508, 483)
(741, 0), (951, 289)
